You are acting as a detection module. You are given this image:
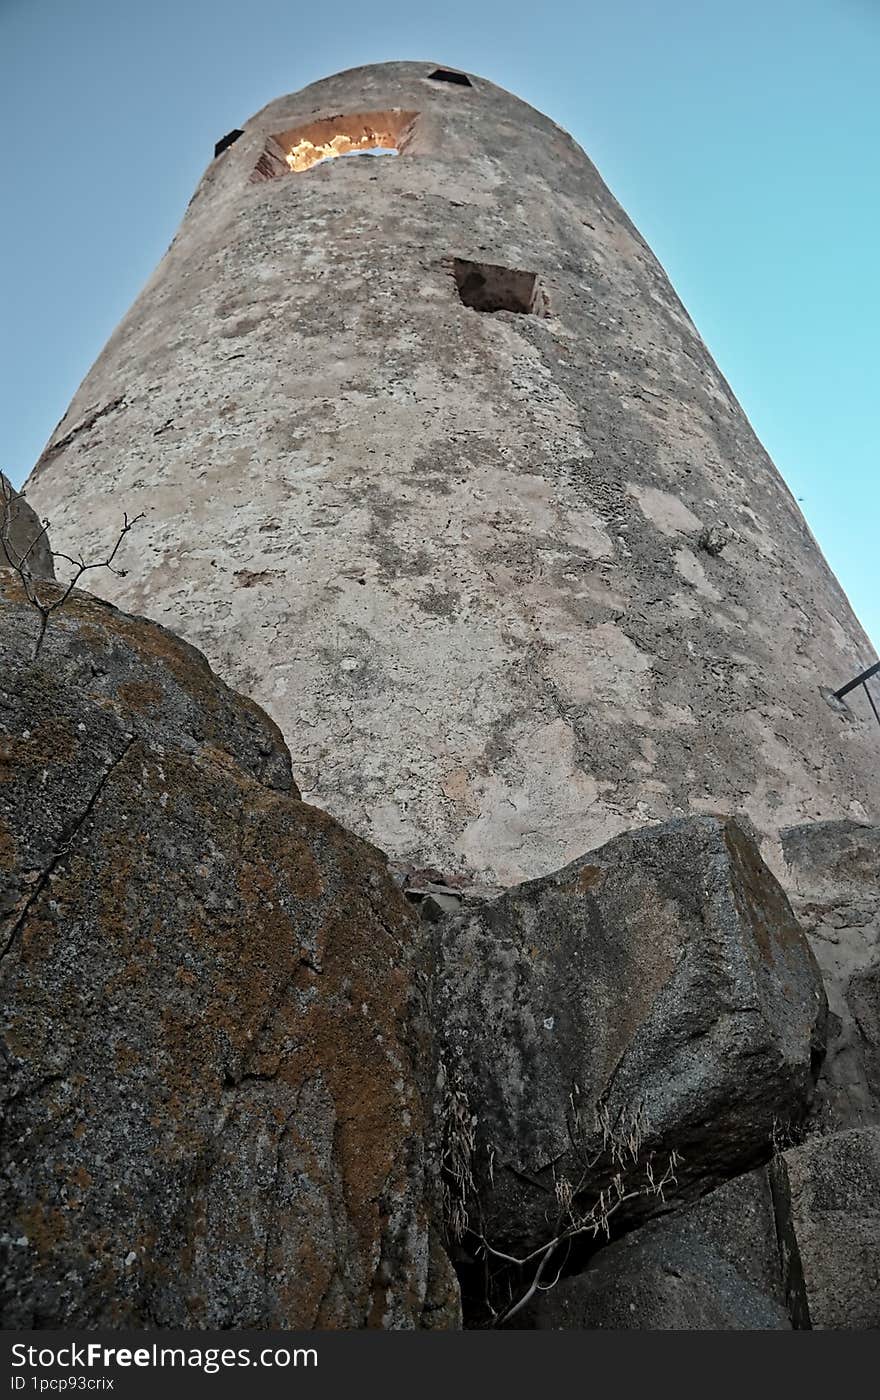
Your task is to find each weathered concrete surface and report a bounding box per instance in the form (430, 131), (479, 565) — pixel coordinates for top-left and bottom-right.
(0, 475), (54, 582)
(435, 815), (827, 1276)
(782, 821), (880, 1127)
(0, 578), (457, 1328)
(26, 62), (880, 884)
(776, 1128), (880, 1329)
(518, 1168), (794, 1330)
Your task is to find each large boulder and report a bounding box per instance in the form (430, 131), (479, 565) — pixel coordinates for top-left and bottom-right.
(435, 815), (827, 1303)
(774, 1127), (880, 1329)
(0, 576), (457, 1328)
(781, 821), (880, 1127)
(518, 1168), (794, 1330)
(0, 475), (54, 582)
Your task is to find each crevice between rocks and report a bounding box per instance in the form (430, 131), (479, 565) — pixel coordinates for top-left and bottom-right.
(768, 1155), (812, 1329)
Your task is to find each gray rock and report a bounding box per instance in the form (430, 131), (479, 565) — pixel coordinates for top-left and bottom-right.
(781, 821), (880, 1127)
(436, 815), (827, 1281)
(405, 883), (466, 923)
(520, 1169), (793, 1330)
(698, 524), (732, 557)
(419, 890), (465, 922)
(777, 1127), (880, 1329)
(0, 578), (458, 1328)
(849, 965), (880, 1107)
(0, 475), (54, 582)
(0, 571), (292, 933)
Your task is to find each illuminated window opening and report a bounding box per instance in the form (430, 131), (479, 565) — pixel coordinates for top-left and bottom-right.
(452, 258), (547, 315)
(251, 110), (419, 181)
(428, 68), (472, 87)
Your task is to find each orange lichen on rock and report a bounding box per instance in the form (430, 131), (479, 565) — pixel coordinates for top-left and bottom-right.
(0, 580), (457, 1329)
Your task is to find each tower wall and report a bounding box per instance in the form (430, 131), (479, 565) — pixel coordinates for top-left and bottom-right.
(26, 61), (879, 883)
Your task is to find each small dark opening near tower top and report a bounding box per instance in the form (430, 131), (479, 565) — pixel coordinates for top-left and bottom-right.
(214, 129), (244, 159)
(452, 258), (546, 315)
(428, 68), (472, 86)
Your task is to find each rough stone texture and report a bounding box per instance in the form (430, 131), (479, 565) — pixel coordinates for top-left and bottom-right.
(519, 1168), (794, 1330)
(0, 475), (54, 582)
(25, 62), (880, 886)
(435, 815), (827, 1275)
(0, 577), (458, 1328)
(781, 821), (880, 1127)
(777, 1128), (880, 1329)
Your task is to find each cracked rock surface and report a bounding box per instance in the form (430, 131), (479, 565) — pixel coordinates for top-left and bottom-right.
(0, 577), (457, 1328)
(435, 814), (827, 1315)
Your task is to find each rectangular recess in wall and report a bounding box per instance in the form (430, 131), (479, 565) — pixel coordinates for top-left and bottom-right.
(428, 68), (472, 86)
(452, 258), (548, 316)
(252, 110), (420, 181)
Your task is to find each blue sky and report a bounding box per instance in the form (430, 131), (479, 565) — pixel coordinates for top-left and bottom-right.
(1, 0), (877, 652)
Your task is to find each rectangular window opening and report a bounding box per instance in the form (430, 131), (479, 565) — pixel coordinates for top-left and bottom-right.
(428, 69), (472, 87)
(452, 258), (547, 316)
(251, 110), (419, 181)
(214, 128), (244, 159)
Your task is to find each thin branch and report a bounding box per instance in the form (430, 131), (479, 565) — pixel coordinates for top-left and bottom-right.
(475, 1148), (681, 1327)
(1, 476), (144, 658)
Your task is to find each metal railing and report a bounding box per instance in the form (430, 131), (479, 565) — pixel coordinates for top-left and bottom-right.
(834, 661), (880, 727)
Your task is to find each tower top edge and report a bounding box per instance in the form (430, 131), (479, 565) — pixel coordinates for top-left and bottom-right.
(243, 60), (569, 138)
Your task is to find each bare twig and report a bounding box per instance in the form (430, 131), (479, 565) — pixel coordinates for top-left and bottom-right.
(1, 476), (143, 657)
(483, 1149), (680, 1325)
(440, 1079), (477, 1243)
(457, 1102), (682, 1328)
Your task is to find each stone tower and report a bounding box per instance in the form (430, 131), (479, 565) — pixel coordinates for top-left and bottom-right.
(26, 61), (880, 885)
